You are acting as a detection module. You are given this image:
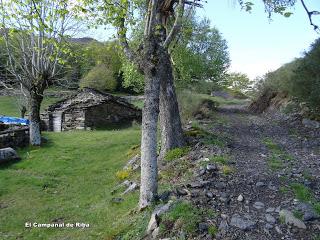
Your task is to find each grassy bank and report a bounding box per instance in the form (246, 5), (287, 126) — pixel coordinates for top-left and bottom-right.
(0, 128), (142, 239)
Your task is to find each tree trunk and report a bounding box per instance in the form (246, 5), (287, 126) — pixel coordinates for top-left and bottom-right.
(159, 53), (185, 159)
(29, 93), (43, 146)
(139, 68), (161, 210)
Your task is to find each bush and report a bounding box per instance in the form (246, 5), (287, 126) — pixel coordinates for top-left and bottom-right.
(80, 64), (117, 91)
(290, 39), (320, 114)
(177, 90), (218, 122)
(253, 38), (320, 117)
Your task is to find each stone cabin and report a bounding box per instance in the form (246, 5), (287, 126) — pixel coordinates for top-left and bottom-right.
(42, 88), (142, 132)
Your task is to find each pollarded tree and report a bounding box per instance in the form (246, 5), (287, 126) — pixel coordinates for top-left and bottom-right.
(0, 0), (75, 145)
(79, 0), (203, 209)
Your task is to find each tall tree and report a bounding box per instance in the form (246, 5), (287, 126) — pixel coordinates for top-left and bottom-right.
(0, 0), (74, 145)
(79, 0), (203, 209)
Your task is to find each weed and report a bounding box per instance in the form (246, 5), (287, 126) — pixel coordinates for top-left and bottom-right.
(293, 210), (304, 220)
(291, 183), (313, 202)
(263, 138), (294, 171)
(126, 144), (140, 158)
(280, 186), (290, 194)
(222, 165), (234, 175)
(116, 169), (132, 181)
(164, 147), (190, 161)
(206, 209), (217, 218)
(268, 154), (283, 170)
(302, 170), (314, 181)
(210, 155), (229, 164)
(313, 202), (320, 215)
(202, 135), (225, 147)
(160, 201), (202, 237)
(208, 225), (218, 237)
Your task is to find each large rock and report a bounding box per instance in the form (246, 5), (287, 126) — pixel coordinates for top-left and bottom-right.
(230, 214), (257, 231)
(0, 147), (20, 164)
(123, 154), (140, 171)
(279, 209), (306, 229)
(296, 203), (320, 221)
(146, 201), (173, 237)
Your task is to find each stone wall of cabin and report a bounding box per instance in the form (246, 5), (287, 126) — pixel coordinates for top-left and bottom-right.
(84, 102), (141, 129)
(61, 110), (86, 131)
(0, 127), (29, 148)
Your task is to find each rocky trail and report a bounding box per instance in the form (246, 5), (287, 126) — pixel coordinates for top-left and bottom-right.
(177, 104), (320, 240)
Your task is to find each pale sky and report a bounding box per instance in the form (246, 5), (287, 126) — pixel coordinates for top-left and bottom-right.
(200, 0), (319, 79)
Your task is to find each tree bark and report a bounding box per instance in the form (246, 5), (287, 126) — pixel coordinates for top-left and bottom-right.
(159, 52), (185, 159)
(139, 67), (161, 209)
(29, 93), (43, 146)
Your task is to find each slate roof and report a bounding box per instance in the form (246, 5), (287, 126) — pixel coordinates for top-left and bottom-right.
(47, 88), (140, 112)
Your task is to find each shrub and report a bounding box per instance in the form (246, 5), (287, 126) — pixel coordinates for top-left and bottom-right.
(177, 90), (218, 122)
(80, 64), (117, 91)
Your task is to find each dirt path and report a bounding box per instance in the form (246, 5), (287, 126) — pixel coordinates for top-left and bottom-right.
(194, 104), (320, 240)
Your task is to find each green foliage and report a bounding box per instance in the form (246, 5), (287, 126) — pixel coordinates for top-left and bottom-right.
(177, 90), (218, 122)
(121, 58), (144, 93)
(172, 16), (230, 91)
(164, 147), (190, 161)
(290, 39), (320, 114)
(208, 225), (218, 237)
(268, 154), (283, 170)
(291, 183), (313, 202)
(160, 201), (202, 237)
(224, 72), (253, 93)
(254, 38), (320, 118)
(80, 64), (117, 91)
(293, 210), (304, 220)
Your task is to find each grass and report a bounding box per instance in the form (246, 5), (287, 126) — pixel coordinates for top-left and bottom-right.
(177, 90), (248, 123)
(290, 183), (320, 215)
(131, 99), (144, 109)
(0, 96), (61, 117)
(221, 165), (234, 175)
(0, 128), (146, 239)
(291, 183), (314, 202)
(159, 201), (202, 237)
(164, 147), (190, 161)
(263, 138), (295, 170)
(208, 225), (218, 237)
(209, 155), (229, 165)
(268, 154), (283, 170)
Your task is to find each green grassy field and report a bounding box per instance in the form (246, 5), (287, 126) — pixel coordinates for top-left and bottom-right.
(0, 96), (61, 117)
(0, 128), (143, 240)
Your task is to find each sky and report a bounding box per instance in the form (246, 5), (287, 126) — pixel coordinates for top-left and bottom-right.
(198, 0), (319, 79)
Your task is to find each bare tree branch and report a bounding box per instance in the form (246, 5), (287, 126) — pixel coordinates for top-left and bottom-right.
(163, 0), (185, 49)
(300, 0), (319, 32)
